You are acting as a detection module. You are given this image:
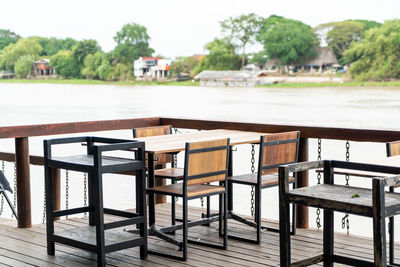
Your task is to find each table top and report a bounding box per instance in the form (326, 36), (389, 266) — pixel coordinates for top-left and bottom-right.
(133, 129), (263, 154)
(328, 155), (400, 177)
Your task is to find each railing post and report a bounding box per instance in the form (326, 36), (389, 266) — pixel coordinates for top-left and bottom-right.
(297, 137), (309, 229)
(15, 137), (32, 228)
(52, 168), (61, 220)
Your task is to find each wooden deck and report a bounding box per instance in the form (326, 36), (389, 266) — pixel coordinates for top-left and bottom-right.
(0, 204), (398, 266)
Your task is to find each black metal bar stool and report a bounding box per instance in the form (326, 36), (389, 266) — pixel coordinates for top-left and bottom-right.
(44, 136), (147, 267)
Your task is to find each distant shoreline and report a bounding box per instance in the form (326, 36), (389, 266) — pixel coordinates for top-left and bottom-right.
(1, 78), (400, 88)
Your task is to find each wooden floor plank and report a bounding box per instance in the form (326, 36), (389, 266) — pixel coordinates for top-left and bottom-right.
(0, 203), (399, 266)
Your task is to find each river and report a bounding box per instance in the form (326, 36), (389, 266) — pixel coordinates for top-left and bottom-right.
(0, 83), (399, 239)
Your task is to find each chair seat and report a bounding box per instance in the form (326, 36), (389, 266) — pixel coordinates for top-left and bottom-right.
(228, 173), (295, 188)
(154, 168), (184, 179)
(147, 183), (225, 198)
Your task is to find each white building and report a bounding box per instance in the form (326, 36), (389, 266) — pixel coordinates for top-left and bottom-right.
(134, 57), (171, 79)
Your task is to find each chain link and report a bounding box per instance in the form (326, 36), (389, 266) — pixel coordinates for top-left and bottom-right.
(42, 187), (46, 223)
(316, 138), (322, 229)
(12, 162), (17, 219)
(200, 197), (204, 209)
(342, 141), (350, 235)
(0, 161), (5, 216)
(65, 170), (69, 218)
(250, 144), (255, 217)
(83, 173), (88, 217)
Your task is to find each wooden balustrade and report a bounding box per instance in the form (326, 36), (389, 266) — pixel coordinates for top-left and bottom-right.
(1, 116), (400, 228)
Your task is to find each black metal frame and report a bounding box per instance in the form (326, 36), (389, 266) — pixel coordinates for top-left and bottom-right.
(279, 160), (400, 267)
(44, 136), (147, 267)
(0, 171), (17, 218)
(227, 133), (300, 244)
(146, 139), (230, 261)
(387, 141), (400, 266)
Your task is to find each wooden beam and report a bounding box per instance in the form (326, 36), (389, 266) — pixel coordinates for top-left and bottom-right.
(0, 117), (161, 139)
(160, 117), (400, 142)
(15, 137), (31, 228)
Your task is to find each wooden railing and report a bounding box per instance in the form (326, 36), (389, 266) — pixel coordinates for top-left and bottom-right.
(1, 116), (400, 228)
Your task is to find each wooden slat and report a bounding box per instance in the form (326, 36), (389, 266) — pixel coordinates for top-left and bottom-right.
(134, 125), (172, 138)
(388, 140), (400, 156)
(147, 183), (225, 198)
(187, 138), (228, 185)
(155, 168), (184, 179)
(229, 173), (295, 187)
(134, 129), (261, 154)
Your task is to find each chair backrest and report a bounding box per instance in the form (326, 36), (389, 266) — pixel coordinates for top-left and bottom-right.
(184, 138), (229, 186)
(133, 125), (172, 138)
(133, 125), (173, 165)
(258, 131), (300, 175)
(387, 140), (400, 157)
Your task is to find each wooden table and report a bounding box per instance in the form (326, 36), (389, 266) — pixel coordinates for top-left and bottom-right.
(133, 129), (264, 228)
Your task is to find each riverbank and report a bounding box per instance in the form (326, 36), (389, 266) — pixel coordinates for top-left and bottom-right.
(1, 78), (400, 88)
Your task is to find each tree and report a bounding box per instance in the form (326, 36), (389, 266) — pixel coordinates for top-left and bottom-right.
(196, 38), (241, 72)
(39, 37), (77, 56)
(343, 20), (400, 81)
(0, 29), (20, 51)
(72, 39), (101, 67)
(14, 55), (35, 78)
(50, 50), (80, 78)
(169, 56), (200, 77)
(0, 38), (41, 70)
(98, 61), (113, 81)
(220, 13), (261, 67)
(257, 16), (318, 68)
(113, 23), (154, 64)
(326, 21), (364, 64)
(354, 20), (382, 35)
(81, 51), (107, 79)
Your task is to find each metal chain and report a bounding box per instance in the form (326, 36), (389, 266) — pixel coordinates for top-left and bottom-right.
(250, 144), (255, 217)
(42, 187), (46, 223)
(65, 170), (69, 218)
(200, 197), (204, 209)
(83, 173), (88, 217)
(342, 141), (350, 235)
(174, 128), (181, 134)
(316, 139), (322, 229)
(0, 161), (5, 216)
(12, 162), (17, 218)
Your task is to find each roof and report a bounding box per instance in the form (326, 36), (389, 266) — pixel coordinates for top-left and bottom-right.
(141, 57), (163, 61)
(194, 70), (265, 80)
(264, 47), (339, 67)
(34, 59), (50, 64)
(305, 47), (338, 66)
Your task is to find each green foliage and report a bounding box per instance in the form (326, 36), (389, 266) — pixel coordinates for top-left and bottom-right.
(50, 50), (80, 78)
(169, 56), (200, 77)
(81, 52), (107, 79)
(0, 29), (20, 51)
(248, 51), (268, 66)
(113, 22), (154, 63)
(353, 20), (382, 34)
(110, 63), (132, 81)
(196, 38), (241, 72)
(72, 39), (101, 67)
(257, 15), (318, 67)
(0, 38), (41, 70)
(39, 37), (77, 56)
(327, 21), (364, 64)
(344, 20), (400, 81)
(220, 13), (261, 67)
(98, 61), (113, 81)
(14, 55), (35, 78)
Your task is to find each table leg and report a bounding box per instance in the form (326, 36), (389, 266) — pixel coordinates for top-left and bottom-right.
(148, 153), (156, 227)
(323, 209), (334, 267)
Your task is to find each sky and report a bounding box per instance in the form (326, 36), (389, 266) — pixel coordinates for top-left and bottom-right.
(1, 0), (399, 58)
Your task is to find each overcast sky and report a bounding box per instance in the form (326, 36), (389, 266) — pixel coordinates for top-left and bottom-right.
(1, 0), (399, 58)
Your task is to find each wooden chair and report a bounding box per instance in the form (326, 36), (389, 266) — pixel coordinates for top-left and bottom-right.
(146, 138), (230, 261)
(228, 131), (300, 244)
(387, 140), (400, 265)
(133, 125), (183, 227)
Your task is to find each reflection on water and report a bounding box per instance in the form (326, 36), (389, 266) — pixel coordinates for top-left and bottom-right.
(0, 83), (399, 237)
